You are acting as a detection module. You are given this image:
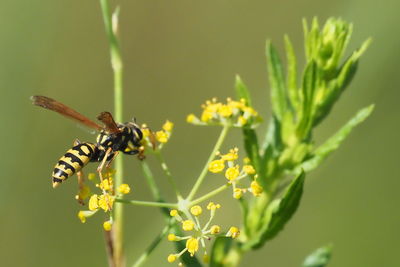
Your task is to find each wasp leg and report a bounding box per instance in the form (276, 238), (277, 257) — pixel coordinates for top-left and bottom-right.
(97, 147), (113, 183)
(106, 151), (119, 169)
(75, 170), (86, 206)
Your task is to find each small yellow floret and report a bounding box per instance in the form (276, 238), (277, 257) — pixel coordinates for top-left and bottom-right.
(190, 205), (203, 216)
(210, 225), (221, 234)
(100, 179), (112, 191)
(218, 104), (233, 117)
(141, 127), (150, 137)
(186, 114), (197, 123)
(167, 254), (177, 263)
(103, 221), (112, 231)
(208, 160), (225, 173)
(98, 194), (115, 212)
(233, 188), (243, 199)
(78, 211), (86, 223)
(186, 237), (199, 256)
(182, 220), (195, 231)
(227, 226), (240, 239)
(238, 116), (247, 126)
(118, 184), (131, 194)
(243, 165), (256, 175)
(207, 202), (221, 211)
(170, 209), (178, 217)
(225, 166), (240, 181)
(221, 148), (239, 161)
(156, 131), (169, 143)
(88, 194), (99, 211)
(162, 120), (174, 132)
(250, 181), (263, 196)
(168, 233), (177, 241)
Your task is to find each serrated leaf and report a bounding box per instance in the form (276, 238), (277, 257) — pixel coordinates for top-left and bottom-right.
(243, 171), (305, 250)
(235, 75), (252, 106)
(302, 244), (332, 267)
(210, 237), (240, 267)
(266, 40), (288, 121)
(295, 104), (374, 174)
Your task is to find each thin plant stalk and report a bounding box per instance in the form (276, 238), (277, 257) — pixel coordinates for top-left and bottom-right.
(100, 0), (124, 266)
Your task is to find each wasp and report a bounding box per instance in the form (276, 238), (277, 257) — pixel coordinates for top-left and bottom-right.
(31, 96), (143, 192)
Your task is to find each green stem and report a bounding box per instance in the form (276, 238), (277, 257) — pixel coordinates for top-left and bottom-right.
(187, 125), (230, 201)
(116, 198), (177, 209)
(190, 183), (232, 206)
(141, 161), (163, 202)
(155, 151), (182, 199)
(132, 223), (172, 267)
(100, 0), (124, 266)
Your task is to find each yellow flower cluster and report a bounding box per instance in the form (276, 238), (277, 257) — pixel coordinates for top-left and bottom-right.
(141, 120), (174, 152)
(77, 169), (130, 231)
(187, 97), (261, 128)
(208, 149), (263, 199)
(166, 202), (238, 264)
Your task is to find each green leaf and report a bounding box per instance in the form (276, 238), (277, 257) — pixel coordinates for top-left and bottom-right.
(284, 35), (299, 111)
(295, 104), (374, 173)
(302, 244), (333, 267)
(243, 171), (305, 250)
(210, 237), (240, 267)
(235, 74), (252, 106)
(297, 61), (318, 140)
(266, 40), (288, 121)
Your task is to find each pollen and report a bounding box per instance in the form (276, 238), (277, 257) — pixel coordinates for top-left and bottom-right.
(88, 194), (99, 211)
(182, 220), (195, 231)
(103, 220), (112, 231)
(162, 120), (174, 132)
(225, 165), (240, 181)
(186, 238), (199, 256)
(118, 184), (131, 194)
(167, 254), (177, 263)
(243, 165), (256, 175)
(190, 205), (203, 216)
(210, 225), (221, 234)
(208, 160), (225, 173)
(250, 180), (263, 196)
(156, 130), (169, 143)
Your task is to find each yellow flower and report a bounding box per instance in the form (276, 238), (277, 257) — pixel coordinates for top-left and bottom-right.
(186, 238), (199, 256)
(190, 205), (203, 216)
(141, 127), (150, 137)
(168, 234), (177, 241)
(250, 181), (263, 196)
(186, 113), (197, 123)
(243, 165), (256, 175)
(100, 179), (112, 191)
(170, 209), (178, 217)
(208, 159), (225, 173)
(182, 220), (195, 231)
(88, 173), (97, 181)
(207, 202), (221, 211)
(167, 254), (177, 263)
(225, 165), (240, 181)
(238, 116), (247, 126)
(218, 104), (233, 117)
(162, 120), (174, 132)
(118, 184), (131, 194)
(201, 110), (213, 122)
(221, 148), (239, 161)
(227, 226), (240, 239)
(210, 225), (221, 234)
(233, 188), (243, 199)
(98, 194), (115, 212)
(103, 221), (112, 231)
(88, 194), (99, 211)
(78, 211), (86, 223)
(156, 131), (169, 143)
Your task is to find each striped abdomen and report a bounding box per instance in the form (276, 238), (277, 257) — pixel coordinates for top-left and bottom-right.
(52, 143), (97, 188)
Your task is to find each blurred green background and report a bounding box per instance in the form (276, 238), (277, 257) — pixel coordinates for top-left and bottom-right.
(0, 0), (398, 266)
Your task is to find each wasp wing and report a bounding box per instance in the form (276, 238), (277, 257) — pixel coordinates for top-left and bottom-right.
(97, 111), (121, 134)
(31, 95), (103, 131)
